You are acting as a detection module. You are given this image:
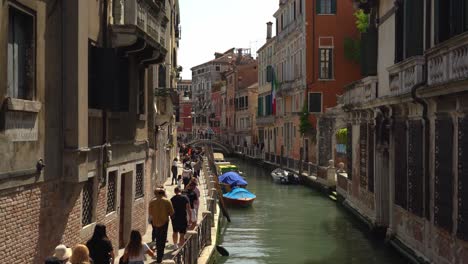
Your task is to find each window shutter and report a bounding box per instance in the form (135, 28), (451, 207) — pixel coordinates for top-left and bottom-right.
(331, 0), (337, 14)
(329, 49), (334, 79)
(434, 116), (454, 232)
(408, 120), (424, 217)
(346, 124), (353, 180)
(458, 117), (468, 240)
(360, 124), (368, 189)
(368, 124), (375, 193)
(394, 120), (408, 209)
(316, 0), (321, 14)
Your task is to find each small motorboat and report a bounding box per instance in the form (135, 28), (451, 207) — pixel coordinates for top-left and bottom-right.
(271, 168), (300, 185)
(223, 187), (256, 207)
(219, 171), (248, 193)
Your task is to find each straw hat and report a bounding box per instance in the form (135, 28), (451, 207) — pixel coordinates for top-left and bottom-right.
(53, 244), (72, 261)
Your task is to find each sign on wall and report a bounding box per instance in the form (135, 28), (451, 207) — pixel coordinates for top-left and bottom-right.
(4, 111), (38, 141)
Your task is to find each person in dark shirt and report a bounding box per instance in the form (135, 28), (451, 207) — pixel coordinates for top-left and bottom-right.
(184, 183), (198, 229)
(86, 224), (114, 264)
(170, 187), (192, 249)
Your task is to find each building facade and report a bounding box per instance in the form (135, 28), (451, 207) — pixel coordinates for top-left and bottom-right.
(190, 49), (236, 136)
(0, 0), (178, 262)
(272, 0), (307, 163)
(305, 0), (362, 166)
(257, 22), (276, 154)
(335, 1), (468, 263)
(176, 79), (193, 140)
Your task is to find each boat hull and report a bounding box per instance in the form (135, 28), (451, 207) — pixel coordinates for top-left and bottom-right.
(223, 197), (255, 207)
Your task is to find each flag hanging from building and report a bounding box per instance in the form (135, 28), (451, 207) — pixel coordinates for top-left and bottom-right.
(271, 69), (278, 115)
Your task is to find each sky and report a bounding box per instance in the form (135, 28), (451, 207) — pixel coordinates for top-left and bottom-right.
(178, 0), (278, 79)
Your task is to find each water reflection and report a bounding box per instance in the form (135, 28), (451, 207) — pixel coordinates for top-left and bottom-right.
(218, 158), (408, 264)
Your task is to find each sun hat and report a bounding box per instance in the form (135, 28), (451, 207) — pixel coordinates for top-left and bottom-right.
(53, 244), (72, 260)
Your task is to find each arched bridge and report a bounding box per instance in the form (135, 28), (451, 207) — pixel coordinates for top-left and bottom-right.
(186, 139), (233, 154)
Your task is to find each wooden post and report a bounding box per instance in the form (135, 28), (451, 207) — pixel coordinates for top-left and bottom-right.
(203, 211), (212, 245)
(187, 230), (198, 264)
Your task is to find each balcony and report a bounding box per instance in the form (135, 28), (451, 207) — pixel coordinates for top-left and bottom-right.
(343, 76), (378, 106)
(387, 56), (425, 97)
(112, 0), (167, 54)
(427, 32), (468, 87)
(256, 115), (275, 125)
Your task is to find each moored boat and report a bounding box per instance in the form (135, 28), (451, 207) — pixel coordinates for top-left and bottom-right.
(270, 168), (300, 184)
(219, 171), (248, 193)
(223, 187), (256, 207)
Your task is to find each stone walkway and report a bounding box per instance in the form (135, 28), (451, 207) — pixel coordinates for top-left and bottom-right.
(115, 161), (208, 264)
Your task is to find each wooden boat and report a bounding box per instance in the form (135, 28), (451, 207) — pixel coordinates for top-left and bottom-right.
(223, 187), (256, 207)
(219, 171), (247, 193)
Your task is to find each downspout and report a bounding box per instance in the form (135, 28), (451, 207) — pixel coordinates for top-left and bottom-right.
(410, 0), (431, 220)
(410, 71), (429, 219)
(102, 0), (110, 184)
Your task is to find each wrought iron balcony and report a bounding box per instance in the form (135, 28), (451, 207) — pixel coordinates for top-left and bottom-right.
(387, 56), (425, 97)
(427, 32), (468, 87)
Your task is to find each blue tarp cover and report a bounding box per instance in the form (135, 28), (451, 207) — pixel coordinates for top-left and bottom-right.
(223, 187), (256, 199)
(219, 171), (248, 186)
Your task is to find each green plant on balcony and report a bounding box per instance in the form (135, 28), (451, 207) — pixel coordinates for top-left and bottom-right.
(344, 37), (361, 64)
(354, 9), (370, 33)
(336, 128), (348, 145)
(299, 103), (316, 142)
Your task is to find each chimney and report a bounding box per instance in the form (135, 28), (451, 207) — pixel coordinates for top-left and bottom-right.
(266, 22), (273, 40)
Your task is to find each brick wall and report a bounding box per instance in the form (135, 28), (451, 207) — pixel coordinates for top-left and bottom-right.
(0, 157), (154, 263)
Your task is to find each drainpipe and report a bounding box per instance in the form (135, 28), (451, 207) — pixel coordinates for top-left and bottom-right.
(410, 0), (431, 220)
(410, 74), (429, 220)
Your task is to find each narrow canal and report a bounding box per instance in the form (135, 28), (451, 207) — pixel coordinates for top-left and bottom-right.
(217, 158), (408, 264)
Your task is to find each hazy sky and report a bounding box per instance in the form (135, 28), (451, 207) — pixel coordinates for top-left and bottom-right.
(178, 0), (278, 79)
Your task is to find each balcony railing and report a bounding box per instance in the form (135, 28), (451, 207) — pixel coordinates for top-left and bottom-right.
(387, 56), (425, 96)
(343, 76), (377, 106)
(427, 32), (468, 86)
(256, 115), (275, 125)
(112, 0), (164, 46)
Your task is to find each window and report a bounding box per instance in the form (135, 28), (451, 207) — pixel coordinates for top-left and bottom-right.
(106, 171), (117, 214)
(317, 0), (336, 14)
(215, 66), (220, 71)
(138, 69), (145, 114)
(158, 65), (166, 88)
(308, 93), (322, 113)
(135, 163), (144, 199)
(82, 177), (95, 226)
(7, 5), (35, 100)
(319, 48), (333, 79)
(435, 0), (468, 44)
(395, 0), (424, 63)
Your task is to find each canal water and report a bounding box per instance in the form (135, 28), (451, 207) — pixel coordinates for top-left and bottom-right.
(217, 158), (408, 264)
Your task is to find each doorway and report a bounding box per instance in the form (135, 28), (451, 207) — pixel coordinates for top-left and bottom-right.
(119, 171), (133, 248)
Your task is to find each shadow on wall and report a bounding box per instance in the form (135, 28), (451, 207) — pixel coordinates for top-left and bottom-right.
(34, 182), (83, 263)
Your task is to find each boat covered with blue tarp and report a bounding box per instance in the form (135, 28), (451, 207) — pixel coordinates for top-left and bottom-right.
(223, 187), (256, 207)
(219, 171), (248, 193)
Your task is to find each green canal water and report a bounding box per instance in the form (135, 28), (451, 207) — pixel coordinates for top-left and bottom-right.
(217, 158), (408, 264)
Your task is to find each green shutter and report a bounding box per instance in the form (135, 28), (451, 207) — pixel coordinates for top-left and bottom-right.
(316, 0), (321, 14)
(331, 0), (337, 14)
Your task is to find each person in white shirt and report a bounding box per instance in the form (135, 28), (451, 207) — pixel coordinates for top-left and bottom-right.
(121, 230), (155, 264)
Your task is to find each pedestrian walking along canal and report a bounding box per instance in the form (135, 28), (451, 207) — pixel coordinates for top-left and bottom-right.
(217, 158), (408, 264)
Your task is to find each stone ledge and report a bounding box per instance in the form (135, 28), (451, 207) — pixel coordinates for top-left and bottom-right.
(4, 98), (42, 113)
